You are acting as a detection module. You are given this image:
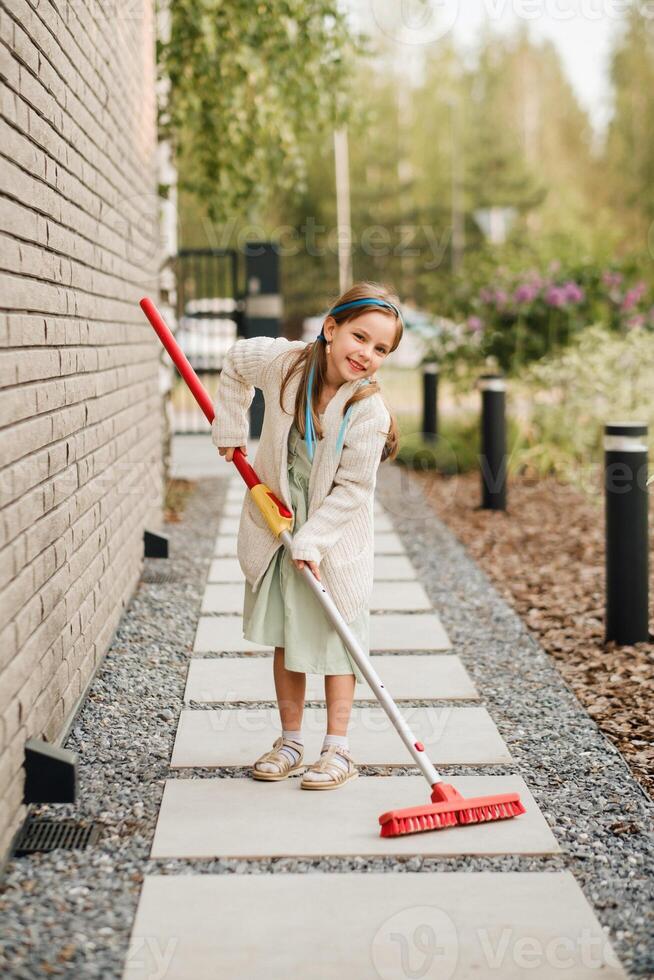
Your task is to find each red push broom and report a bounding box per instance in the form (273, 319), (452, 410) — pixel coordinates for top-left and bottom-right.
(140, 297), (526, 837)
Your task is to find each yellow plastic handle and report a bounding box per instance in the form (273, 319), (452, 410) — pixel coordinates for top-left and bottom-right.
(249, 484), (294, 537)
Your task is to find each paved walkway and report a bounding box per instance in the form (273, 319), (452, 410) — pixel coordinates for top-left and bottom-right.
(119, 437), (637, 978)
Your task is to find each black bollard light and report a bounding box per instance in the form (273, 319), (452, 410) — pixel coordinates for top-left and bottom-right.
(478, 373), (507, 511)
(422, 362), (439, 443)
(604, 421), (650, 645)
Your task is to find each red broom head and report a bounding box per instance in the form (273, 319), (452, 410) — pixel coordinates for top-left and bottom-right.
(378, 782), (526, 838)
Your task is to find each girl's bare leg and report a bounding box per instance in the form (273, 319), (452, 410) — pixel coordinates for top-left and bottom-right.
(325, 673), (356, 736)
(273, 646), (306, 730)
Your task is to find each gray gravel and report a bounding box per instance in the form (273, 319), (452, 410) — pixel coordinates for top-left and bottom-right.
(0, 463), (652, 979)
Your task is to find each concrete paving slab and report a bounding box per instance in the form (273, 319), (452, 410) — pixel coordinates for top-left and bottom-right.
(208, 558), (242, 583)
(217, 516), (240, 535)
(170, 434), (227, 480)
(370, 580), (432, 611)
(194, 616), (264, 652)
(214, 535), (237, 557)
(370, 614), (450, 650)
(201, 580), (432, 614)
(373, 554), (417, 580)
(193, 613), (451, 652)
(373, 512), (393, 531)
(171, 706), (511, 768)
(374, 531), (406, 554)
(150, 775), (560, 858)
(201, 584), (243, 614)
(122, 871), (625, 980)
(184, 654), (479, 703)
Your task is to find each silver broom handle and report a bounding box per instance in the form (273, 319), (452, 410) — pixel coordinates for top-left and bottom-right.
(279, 530), (442, 787)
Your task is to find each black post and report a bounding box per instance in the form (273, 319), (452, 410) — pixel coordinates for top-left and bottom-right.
(422, 362), (439, 442)
(604, 421), (650, 644)
(478, 373), (507, 511)
(243, 241), (282, 438)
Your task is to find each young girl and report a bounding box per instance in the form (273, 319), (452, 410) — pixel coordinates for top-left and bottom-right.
(212, 281), (402, 790)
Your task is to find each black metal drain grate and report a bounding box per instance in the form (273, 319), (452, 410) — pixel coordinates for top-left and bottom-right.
(14, 818), (103, 855)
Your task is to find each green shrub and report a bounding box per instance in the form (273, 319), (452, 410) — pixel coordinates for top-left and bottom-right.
(395, 413), (521, 476)
(393, 324), (654, 493)
(515, 322), (654, 487)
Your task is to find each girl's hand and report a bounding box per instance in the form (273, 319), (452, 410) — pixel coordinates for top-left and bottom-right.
(218, 445), (247, 462)
(293, 558), (321, 582)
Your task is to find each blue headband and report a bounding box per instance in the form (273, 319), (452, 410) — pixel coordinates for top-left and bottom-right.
(316, 298), (400, 340)
(305, 297), (398, 460)
(330, 297), (400, 318)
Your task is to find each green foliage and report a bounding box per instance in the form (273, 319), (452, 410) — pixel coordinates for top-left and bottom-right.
(394, 413), (514, 476)
(265, 24), (633, 321)
(409, 27), (609, 303)
(168, 7), (654, 343)
(517, 323), (654, 485)
(463, 32), (549, 216)
(159, 0), (367, 222)
(270, 29), (562, 316)
(395, 411), (526, 476)
(395, 415), (478, 474)
(394, 324), (654, 494)
(604, 9), (654, 237)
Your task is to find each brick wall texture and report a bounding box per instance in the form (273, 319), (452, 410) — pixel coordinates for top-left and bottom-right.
(0, 0), (163, 862)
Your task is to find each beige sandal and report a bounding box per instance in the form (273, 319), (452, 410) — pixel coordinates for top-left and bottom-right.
(300, 744), (359, 791)
(251, 736), (305, 781)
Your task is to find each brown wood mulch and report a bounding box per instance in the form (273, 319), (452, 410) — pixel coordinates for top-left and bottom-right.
(411, 468), (654, 801)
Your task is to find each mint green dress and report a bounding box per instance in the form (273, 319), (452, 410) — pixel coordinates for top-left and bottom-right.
(242, 414), (369, 682)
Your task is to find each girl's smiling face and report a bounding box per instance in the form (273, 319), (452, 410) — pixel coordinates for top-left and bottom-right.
(323, 310), (396, 387)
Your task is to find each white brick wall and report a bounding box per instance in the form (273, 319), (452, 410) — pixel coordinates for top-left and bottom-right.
(0, 0), (163, 861)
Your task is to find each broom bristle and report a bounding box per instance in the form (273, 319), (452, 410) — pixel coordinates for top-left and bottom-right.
(379, 784), (526, 838)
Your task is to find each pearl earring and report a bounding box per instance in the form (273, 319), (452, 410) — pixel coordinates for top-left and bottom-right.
(326, 343), (331, 354)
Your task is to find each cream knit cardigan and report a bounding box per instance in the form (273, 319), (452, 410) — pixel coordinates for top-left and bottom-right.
(211, 335), (391, 623)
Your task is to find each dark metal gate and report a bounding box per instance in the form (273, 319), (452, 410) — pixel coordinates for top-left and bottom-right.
(171, 249), (244, 434)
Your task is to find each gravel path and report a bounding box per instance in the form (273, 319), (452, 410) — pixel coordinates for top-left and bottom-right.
(0, 464), (652, 979)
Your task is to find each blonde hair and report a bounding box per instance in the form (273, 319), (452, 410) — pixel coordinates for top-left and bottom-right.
(278, 280), (403, 462)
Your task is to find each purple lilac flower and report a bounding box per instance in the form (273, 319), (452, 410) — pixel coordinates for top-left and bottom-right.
(514, 282), (540, 304)
(561, 281), (585, 304)
(545, 285), (567, 308)
(626, 313), (646, 330)
(466, 315), (484, 333)
(621, 282), (647, 312)
(479, 287), (494, 303)
(494, 288), (509, 309)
